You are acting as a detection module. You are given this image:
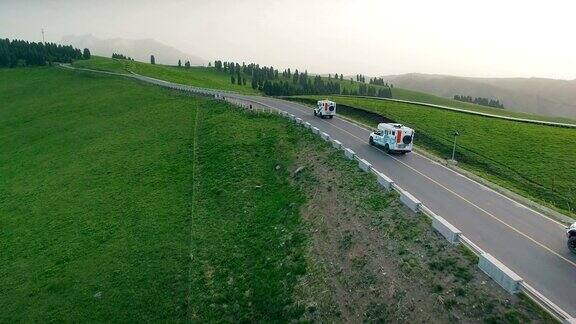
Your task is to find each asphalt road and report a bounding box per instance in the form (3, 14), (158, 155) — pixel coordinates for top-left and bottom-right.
(234, 95), (576, 316)
(113, 71), (576, 317)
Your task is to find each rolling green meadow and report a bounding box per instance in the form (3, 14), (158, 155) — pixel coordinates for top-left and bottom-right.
(0, 66), (554, 321)
(73, 57), (571, 124)
(289, 95), (576, 216)
(73, 56), (259, 94)
(0, 67), (304, 321)
(1, 67), (198, 321)
(390, 87), (576, 124)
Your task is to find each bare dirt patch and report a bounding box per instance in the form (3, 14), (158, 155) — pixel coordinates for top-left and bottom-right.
(291, 144), (553, 323)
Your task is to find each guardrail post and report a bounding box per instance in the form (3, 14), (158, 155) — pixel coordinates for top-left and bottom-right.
(431, 214), (462, 243)
(478, 253), (523, 294)
(399, 189), (422, 213)
(376, 172), (394, 191)
(331, 139), (342, 150)
(357, 158), (372, 172)
(344, 148), (356, 160)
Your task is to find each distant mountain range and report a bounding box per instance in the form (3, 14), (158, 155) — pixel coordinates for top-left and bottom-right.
(381, 73), (576, 119)
(61, 34), (206, 66)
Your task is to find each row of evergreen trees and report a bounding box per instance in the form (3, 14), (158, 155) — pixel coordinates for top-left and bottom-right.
(177, 59), (191, 67)
(355, 74), (367, 83)
(368, 77), (393, 88)
(112, 53), (133, 60)
(454, 95), (504, 108)
(217, 59), (392, 98)
(0, 39), (87, 67)
(357, 83), (392, 97)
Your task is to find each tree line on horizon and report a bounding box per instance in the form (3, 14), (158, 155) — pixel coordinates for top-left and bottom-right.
(112, 53), (134, 61)
(177, 59), (191, 68)
(214, 59), (392, 98)
(454, 95), (504, 108)
(0, 39), (88, 67)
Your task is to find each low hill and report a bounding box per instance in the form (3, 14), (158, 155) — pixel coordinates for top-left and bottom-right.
(61, 34), (206, 66)
(382, 73), (576, 120)
(74, 56), (572, 123)
(73, 56), (258, 94)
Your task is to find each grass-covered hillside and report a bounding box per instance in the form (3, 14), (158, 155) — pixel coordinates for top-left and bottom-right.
(390, 87), (576, 124)
(73, 56), (259, 94)
(0, 67), (552, 322)
(289, 95), (576, 217)
(76, 56), (571, 125)
(73, 56), (395, 96)
(0, 67), (198, 321)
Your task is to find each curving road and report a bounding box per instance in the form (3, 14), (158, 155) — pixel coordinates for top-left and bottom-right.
(233, 95), (576, 317)
(68, 67), (576, 317)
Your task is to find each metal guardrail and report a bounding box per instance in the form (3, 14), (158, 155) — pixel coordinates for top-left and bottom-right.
(60, 65), (575, 323)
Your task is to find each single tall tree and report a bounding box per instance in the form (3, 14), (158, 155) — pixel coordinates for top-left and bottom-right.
(82, 48), (91, 60)
(178, 59), (182, 67)
(150, 55), (155, 65)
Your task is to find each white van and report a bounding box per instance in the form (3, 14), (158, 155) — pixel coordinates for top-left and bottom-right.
(567, 222), (576, 254)
(314, 100), (336, 118)
(369, 123), (414, 154)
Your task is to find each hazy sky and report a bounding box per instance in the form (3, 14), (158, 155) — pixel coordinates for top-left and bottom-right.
(2, 0), (575, 79)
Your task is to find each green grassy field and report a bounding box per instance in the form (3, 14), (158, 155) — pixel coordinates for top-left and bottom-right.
(75, 56), (571, 125)
(73, 57), (395, 97)
(389, 87), (576, 124)
(0, 67), (197, 321)
(289, 95), (576, 217)
(188, 103), (308, 321)
(73, 56), (259, 94)
(0, 67), (301, 321)
(0, 67), (553, 321)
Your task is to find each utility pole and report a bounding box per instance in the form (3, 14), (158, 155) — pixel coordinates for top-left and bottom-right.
(41, 28), (45, 43)
(451, 131), (460, 162)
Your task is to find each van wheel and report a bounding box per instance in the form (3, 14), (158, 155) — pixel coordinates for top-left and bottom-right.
(568, 236), (576, 254)
(369, 137), (374, 145)
(384, 144), (390, 153)
(314, 110), (317, 116)
(329, 115), (334, 119)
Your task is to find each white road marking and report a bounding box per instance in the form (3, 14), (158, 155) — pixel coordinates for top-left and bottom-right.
(251, 97), (576, 268)
(290, 100), (569, 228)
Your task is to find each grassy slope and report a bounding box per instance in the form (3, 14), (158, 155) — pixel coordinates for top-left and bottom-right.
(76, 57), (571, 124)
(391, 87), (576, 124)
(0, 67), (311, 321)
(290, 95), (576, 216)
(189, 104), (307, 321)
(73, 56), (259, 94)
(0, 67), (552, 321)
(0, 68), (196, 321)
